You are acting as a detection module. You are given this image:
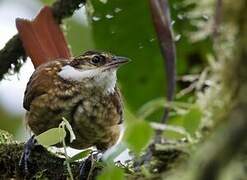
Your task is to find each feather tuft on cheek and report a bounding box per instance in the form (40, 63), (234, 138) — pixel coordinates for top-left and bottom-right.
(58, 65), (117, 94)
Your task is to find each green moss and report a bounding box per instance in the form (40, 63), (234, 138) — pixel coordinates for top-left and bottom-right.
(0, 129), (16, 144)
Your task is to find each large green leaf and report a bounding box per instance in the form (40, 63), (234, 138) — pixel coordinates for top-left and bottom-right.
(123, 120), (154, 154)
(183, 106), (202, 135)
(67, 149), (92, 163)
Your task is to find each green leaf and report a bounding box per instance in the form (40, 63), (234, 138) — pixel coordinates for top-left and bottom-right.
(98, 165), (124, 180)
(151, 122), (192, 141)
(124, 120), (154, 154)
(163, 130), (187, 140)
(124, 107), (139, 125)
(183, 106), (202, 135)
(36, 127), (66, 147)
(137, 98), (165, 119)
(61, 117), (76, 143)
(104, 143), (126, 163)
(168, 115), (184, 127)
(67, 149), (92, 163)
(163, 116), (189, 140)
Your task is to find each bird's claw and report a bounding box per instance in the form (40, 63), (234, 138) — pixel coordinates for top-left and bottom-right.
(19, 135), (38, 177)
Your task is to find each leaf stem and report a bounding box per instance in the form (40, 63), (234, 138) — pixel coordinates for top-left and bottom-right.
(60, 121), (74, 180)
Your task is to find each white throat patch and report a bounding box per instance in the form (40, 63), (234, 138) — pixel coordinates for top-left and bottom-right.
(58, 65), (117, 94)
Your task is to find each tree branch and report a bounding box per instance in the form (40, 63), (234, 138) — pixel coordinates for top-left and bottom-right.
(52, 0), (86, 24)
(0, 142), (81, 179)
(149, 0), (176, 141)
(0, 0), (86, 80)
(136, 0), (177, 168)
(0, 130), (80, 179)
(196, 1), (247, 179)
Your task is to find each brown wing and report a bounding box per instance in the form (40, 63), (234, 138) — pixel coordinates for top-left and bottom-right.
(111, 86), (124, 124)
(23, 61), (64, 111)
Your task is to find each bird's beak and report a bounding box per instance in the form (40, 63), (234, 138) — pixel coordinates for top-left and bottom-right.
(113, 56), (130, 65)
(105, 56), (130, 70)
(109, 56), (130, 67)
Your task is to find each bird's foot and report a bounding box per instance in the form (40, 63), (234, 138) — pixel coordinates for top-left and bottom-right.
(18, 135), (39, 177)
(79, 151), (103, 180)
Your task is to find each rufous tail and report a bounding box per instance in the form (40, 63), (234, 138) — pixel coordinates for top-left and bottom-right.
(16, 6), (71, 68)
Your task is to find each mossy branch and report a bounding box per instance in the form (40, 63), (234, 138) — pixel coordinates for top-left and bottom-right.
(0, 130), (80, 179)
(196, 1), (247, 179)
(164, 1), (247, 180)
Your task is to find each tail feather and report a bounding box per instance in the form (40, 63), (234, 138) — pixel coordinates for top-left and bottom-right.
(16, 6), (71, 68)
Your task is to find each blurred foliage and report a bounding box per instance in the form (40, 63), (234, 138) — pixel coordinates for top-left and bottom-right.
(124, 117), (154, 154)
(98, 165), (124, 180)
(41, 0), (53, 5)
(182, 105), (202, 135)
(0, 106), (22, 137)
(88, 0), (213, 113)
(0, 129), (15, 144)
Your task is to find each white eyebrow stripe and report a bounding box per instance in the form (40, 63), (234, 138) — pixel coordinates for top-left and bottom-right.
(58, 65), (100, 81)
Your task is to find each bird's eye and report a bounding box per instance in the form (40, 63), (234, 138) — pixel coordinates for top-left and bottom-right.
(90, 55), (105, 65)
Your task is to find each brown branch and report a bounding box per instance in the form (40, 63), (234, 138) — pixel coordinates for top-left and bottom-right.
(149, 0), (176, 141)
(52, 0), (86, 24)
(136, 0), (177, 168)
(0, 0), (86, 80)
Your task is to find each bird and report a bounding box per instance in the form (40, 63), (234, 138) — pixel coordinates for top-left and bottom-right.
(16, 5), (128, 171)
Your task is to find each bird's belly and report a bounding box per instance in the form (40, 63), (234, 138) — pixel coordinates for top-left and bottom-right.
(26, 93), (121, 150)
(71, 99), (121, 150)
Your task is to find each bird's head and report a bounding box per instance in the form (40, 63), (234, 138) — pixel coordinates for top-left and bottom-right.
(58, 51), (129, 93)
(69, 51), (129, 72)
